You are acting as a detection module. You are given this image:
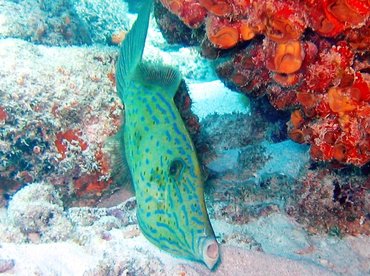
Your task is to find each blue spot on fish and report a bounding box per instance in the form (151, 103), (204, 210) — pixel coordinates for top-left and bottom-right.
(156, 93), (176, 119)
(165, 130), (172, 141)
(145, 196), (153, 203)
(159, 236), (177, 246)
(173, 122), (188, 144)
(181, 205), (189, 226)
(155, 209), (165, 215)
(191, 216), (204, 226)
(177, 147), (186, 155)
(146, 104), (153, 114)
(152, 115), (160, 124)
(157, 222), (174, 233)
(155, 103), (167, 114)
(174, 184), (183, 204)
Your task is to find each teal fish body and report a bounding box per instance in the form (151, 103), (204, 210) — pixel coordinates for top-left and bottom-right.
(115, 0), (219, 269)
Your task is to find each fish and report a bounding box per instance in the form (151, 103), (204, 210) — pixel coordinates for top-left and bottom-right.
(115, 0), (220, 270)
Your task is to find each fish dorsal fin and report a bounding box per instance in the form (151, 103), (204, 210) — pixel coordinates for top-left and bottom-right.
(116, 0), (153, 100)
(135, 62), (182, 98)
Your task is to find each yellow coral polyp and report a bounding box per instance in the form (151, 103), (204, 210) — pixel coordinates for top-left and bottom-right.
(328, 0), (366, 25)
(199, 0), (232, 17)
(328, 87), (357, 113)
(208, 26), (239, 49)
(239, 22), (256, 41)
(274, 41), (304, 74)
(267, 18), (303, 43)
(290, 110), (304, 128)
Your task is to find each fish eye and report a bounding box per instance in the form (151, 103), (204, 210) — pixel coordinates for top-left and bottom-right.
(169, 159), (185, 180)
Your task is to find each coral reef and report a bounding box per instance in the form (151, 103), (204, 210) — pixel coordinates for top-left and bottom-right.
(0, 39), (121, 206)
(196, 111), (308, 225)
(0, 1), (369, 274)
(158, 0), (370, 167)
(5, 182), (72, 242)
(71, 0), (132, 45)
(0, 1), (207, 208)
(195, 110), (368, 236)
(289, 166), (370, 236)
(0, 0), (90, 45)
(0, 0), (132, 46)
(0, 37), (201, 206)
(154, 0), (203, 46)
(1, 179), (370, 274)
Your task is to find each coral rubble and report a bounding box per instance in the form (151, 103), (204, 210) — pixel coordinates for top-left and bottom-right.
(0, 0), (132, 46)
(5, 183), (72, 242)
(290, 167), (370, 235)
(158, 0), (370, 167)
(0, 259), (15, 273)
(0, 39), (121, 205)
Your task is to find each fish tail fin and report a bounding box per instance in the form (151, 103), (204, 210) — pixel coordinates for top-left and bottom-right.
(116, 0), (153, 101)
(135, 62), (182, 98)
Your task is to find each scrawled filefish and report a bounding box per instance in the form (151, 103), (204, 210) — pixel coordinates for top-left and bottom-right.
(115, 0), (219, 270)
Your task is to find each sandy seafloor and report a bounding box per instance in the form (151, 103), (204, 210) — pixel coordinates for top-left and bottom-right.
(0, 0), (369, 275)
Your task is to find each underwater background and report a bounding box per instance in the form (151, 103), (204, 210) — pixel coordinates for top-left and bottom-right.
(0, 0), (369, 275)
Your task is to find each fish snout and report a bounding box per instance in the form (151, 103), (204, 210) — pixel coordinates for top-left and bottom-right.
(201, 237), (219, 270)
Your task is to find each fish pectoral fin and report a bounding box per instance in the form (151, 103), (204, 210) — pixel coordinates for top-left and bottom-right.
(104, 129), (133, 191)
(135, 62), (182, 99)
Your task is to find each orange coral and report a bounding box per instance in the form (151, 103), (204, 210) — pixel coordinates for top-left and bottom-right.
(55, 129), (88, 160)
(345, 21), (370, 51)
(111, 30), (127, 45)
(272, 72), (300, 87)
(199, 0), (233, 17)
(328, 87), (357, 113)
(290, 110), (304, 128)
(160, 0), (207, 27)
(293, 69), (370, 166)
(305, 0), (370, 37)
(265, 6), (306, 43)
(273, 41), (305, 74)
(0, 106), (8, 122)
(74, 173), (112, 197)
(159, 0), (370, 166)
(296, 92), (317, 110)
(206, 15), (240, 49)
(239, 21), (256, 41)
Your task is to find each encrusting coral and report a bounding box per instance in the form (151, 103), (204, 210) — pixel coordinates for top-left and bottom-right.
(5, 183), (73, 242)
(158, 0), (370, 166)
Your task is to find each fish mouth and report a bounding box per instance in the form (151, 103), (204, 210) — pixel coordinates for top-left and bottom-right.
(200, 237), (219, 270)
